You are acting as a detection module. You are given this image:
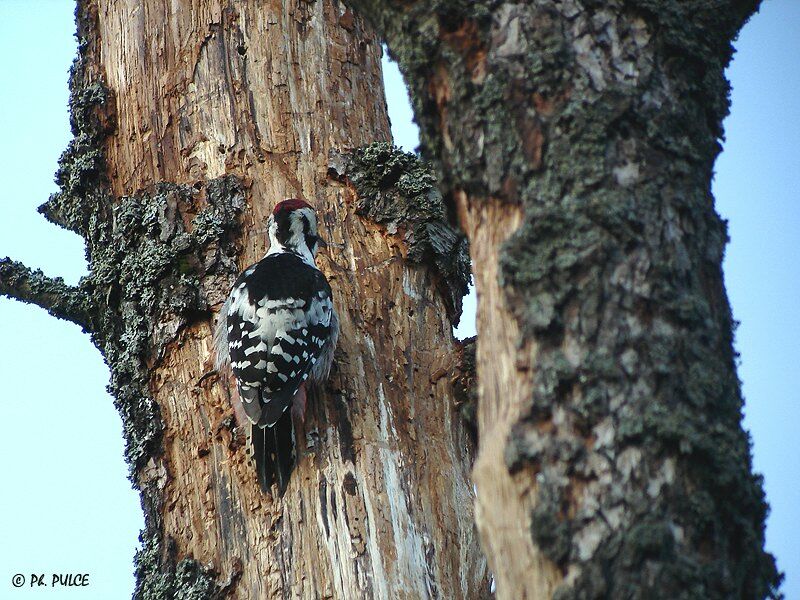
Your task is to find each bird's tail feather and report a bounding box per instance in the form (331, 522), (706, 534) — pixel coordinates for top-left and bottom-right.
(252, 410), (295, 496)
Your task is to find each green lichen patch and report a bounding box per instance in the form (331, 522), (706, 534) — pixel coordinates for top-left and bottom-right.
(85, 178), (245, 472)
(134, 529), (227, 600)
(40, 55), (113, 238)
(344, 142), (471, 323)
(47, 160), (245, 475)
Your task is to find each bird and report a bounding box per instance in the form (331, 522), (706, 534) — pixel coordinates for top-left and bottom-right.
(214, 198), (338, 495)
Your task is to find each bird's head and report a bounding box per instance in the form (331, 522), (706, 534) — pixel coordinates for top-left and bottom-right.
(267, 198), (322, 261)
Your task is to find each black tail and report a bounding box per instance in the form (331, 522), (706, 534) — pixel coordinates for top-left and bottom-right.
(252, 410), (295, 495)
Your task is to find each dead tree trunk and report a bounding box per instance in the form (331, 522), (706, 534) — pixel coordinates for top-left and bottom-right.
(0, 0), (487, 597)
(344, 1), (782, 599)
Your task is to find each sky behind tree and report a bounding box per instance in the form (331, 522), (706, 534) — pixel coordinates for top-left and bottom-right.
(0, 1), (796, 597)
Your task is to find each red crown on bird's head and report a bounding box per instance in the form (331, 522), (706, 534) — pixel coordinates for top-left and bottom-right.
(273, 198), (313, 215)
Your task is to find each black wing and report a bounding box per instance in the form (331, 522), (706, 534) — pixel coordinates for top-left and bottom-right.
(227, 253), (334, 426)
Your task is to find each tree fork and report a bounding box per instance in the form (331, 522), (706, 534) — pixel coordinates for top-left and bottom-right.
(0, 0), (489, 597)
(345, 0), (782, 598)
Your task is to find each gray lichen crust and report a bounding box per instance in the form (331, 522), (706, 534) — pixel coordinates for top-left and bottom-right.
(0, 2), (245, 598)
(0, 258), (95, 331)
(345, 0), (781, 598)
(134, 528), (237, 600)
(341, 142), (471, 324)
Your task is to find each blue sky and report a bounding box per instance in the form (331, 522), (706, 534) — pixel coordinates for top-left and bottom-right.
(0, 1), (796, 597)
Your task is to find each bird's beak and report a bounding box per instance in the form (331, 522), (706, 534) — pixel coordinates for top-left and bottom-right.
(316, 237), (329, 249)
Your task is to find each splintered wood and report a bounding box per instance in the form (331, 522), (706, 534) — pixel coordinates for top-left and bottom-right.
(89, 0), (487, 597)
(456, 193), (562, 599)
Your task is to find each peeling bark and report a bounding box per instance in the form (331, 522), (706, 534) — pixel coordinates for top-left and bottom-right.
(346, 0), (782, 598)
(1, 0), (488, 598)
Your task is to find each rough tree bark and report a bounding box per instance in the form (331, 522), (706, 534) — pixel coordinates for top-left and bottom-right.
(344, 0), (782, 599)
(1, 0), (488, 598)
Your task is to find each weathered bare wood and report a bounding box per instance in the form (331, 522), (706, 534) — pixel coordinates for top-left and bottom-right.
(53, 0), (489, 597)
(456, 197), (562, 598)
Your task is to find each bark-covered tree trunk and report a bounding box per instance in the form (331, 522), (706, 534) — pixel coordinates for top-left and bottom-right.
(1, 0), (487, 598)
(344, 1), (782, 598)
